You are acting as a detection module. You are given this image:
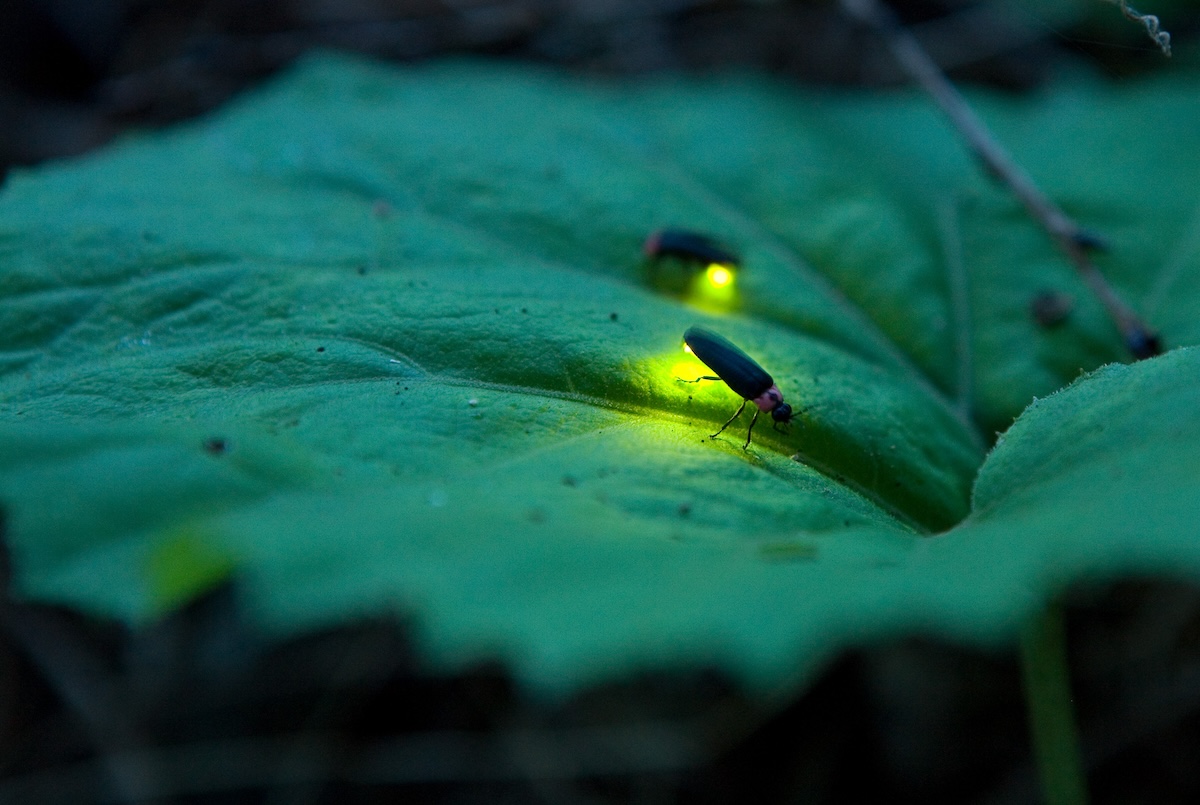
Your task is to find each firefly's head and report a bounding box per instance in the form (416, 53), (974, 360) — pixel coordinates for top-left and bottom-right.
(770, 401), (793, 425)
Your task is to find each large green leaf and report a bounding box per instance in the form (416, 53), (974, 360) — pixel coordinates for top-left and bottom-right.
(1, 55), (1198, 694)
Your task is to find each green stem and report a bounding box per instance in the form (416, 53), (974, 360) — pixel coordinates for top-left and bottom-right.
(1019, 604), (1089, 805)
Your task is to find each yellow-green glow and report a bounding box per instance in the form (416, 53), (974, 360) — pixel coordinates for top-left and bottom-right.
(683, 343), (694, 354)
(687, 263), (737, 310)
(671, 359), (709, 382)
(705, 263), (733, 288)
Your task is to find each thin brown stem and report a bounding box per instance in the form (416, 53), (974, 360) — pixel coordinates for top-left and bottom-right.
(838, 0), (1162, 359)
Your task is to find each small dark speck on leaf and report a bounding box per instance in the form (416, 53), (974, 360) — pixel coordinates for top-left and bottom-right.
(357, 266), (367, 276)
(521, 307), (528, 314)
(528, 508), (545, 524)
(203, 437), (229, 455)
(1030, 290), (1074, 328)
(678, 502), (691, 518)
(316, 346), (325, 353)
(609, 312), (618, 321)
(561, 475), (577, 487)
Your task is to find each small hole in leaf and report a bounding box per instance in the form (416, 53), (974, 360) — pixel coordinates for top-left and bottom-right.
(203, 437), (229, 455)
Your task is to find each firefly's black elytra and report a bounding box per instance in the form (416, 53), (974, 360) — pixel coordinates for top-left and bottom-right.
(681, 326), (793, 449)
(644, 229), (739, 268)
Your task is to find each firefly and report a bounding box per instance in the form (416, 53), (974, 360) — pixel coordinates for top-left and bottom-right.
(680, 326), (793, 449)
(644, 229), (739, 268)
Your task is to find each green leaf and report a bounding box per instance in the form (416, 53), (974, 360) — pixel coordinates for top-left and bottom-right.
(1, 55), (1198, 694)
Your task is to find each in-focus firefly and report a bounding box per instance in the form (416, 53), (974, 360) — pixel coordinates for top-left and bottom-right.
(681, 326), (793, 449)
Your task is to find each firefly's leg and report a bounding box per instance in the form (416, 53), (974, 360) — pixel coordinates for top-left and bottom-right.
(711, 399), (747, 439)
(677, 376), (722, 383)
(742, 408), (761, 449)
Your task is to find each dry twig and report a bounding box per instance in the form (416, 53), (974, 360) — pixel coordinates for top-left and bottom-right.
(837, 0), (1162, 359)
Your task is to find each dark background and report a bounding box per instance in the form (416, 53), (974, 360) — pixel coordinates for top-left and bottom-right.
(2, 1), (1200, 802)
(2, 0), (1197, 173)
